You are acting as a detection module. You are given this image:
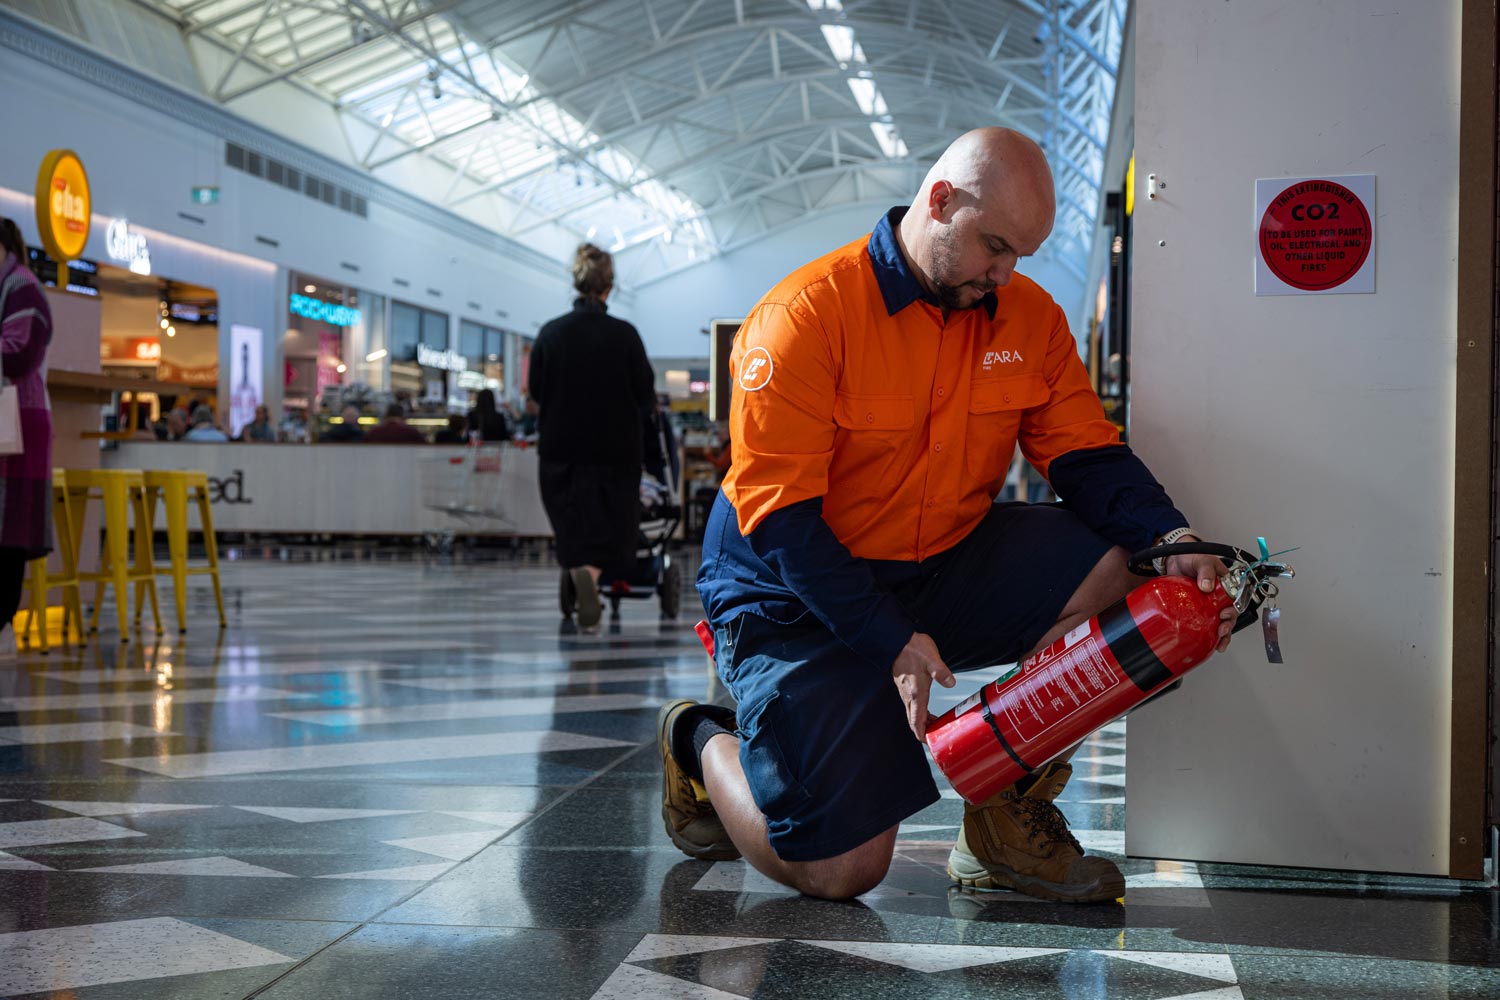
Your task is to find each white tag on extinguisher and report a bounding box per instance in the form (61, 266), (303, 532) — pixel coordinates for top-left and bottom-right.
(954, 690), (983, 717)
(1262, 606), (1283, 663)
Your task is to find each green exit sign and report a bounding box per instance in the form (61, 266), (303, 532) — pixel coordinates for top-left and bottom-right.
(191, 186), (220, 205)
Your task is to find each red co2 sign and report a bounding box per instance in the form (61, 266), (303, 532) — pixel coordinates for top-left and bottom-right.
(1258, 179), (1372, 291)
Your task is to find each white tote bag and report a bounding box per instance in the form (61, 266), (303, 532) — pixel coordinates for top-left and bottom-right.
(0, 269), (23, 456)
(0, 377), (20, 457)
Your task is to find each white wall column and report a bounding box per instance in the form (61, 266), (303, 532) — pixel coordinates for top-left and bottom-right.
(1126, 0), (1472, 876)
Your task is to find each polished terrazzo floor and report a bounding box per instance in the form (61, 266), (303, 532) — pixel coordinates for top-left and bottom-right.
(0, 548), (1496, 999)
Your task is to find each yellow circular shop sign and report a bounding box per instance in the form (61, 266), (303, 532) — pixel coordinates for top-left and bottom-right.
(35, 149), (91, 261)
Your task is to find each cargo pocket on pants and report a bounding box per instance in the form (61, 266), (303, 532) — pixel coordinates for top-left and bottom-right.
(738, 690), (812, 819)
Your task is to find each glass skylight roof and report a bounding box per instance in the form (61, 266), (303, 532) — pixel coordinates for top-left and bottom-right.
(146, 0), (1131, 285)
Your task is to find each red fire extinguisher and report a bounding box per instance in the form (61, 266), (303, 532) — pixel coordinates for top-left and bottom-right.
(926, 540), (1296, 804)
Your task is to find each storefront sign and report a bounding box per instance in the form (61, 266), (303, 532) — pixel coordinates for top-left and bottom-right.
(1255, 174), (1374, 296)
(101, 337), (160, 362)
(417, 343), (467, 372)
(191, 186), (220, 205)
(157, 360), (219, 386)
(456, 370), (488, 390)
(105, 218), (152, 276)
(35, 149), (90, 261)
(208, 469), (251, 504)
(289, 293), (362, 327)
(170, 302), (214, 323)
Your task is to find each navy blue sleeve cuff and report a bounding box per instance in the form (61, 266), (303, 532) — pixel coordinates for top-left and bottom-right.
(1047, 445), (1189, 552)
(746, 498), (916, 668)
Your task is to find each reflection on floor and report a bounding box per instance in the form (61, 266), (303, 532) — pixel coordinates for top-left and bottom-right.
(0, 550), (1495, 999)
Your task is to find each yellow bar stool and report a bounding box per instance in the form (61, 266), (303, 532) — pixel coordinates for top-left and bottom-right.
(139, 470), (227, 633)
(65, 468), (163, 642)
(19, 469), (86, 654)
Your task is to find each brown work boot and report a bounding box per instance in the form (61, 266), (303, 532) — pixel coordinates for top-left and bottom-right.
(946, 761), (1124, 903)
(657, 699), (740, 861)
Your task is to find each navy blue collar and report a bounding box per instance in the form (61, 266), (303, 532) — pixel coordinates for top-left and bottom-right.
(867, 207), (997, 320)
(572, 296), (608, 313)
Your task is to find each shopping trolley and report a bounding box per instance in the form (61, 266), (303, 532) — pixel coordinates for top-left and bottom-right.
(419, 445), (510, 550)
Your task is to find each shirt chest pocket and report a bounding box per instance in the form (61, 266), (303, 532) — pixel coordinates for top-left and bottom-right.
(831, 392), (914, 498)
(964, 373), (1049, 487)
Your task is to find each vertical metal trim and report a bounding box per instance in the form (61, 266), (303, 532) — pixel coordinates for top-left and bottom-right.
(1450, 0), (1497, 880)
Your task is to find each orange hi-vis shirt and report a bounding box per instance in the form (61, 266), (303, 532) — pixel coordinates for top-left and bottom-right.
(722, 220), (1122, 564)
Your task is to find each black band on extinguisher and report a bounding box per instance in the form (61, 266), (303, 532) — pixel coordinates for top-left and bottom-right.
(979, 698), (1034, 774)
(1096, 602), (1174, 692)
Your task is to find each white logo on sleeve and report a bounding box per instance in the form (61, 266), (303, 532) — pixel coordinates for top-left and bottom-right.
(740, 347), (774, 391)
(981, 349), (1024, 371)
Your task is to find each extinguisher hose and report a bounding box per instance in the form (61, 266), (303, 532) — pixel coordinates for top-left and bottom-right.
(1126, 542), (1254, 576)
(1127, 541), (1268, 634)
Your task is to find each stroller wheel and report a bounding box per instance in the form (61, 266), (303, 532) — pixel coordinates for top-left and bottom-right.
(659, 561), (682, 620)
(559, 569), (576, 618)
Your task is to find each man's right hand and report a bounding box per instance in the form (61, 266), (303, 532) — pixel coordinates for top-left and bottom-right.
(892, 631), (956, 743)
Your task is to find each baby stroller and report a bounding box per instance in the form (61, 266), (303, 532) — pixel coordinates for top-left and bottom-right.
(559, 408), (683, 621)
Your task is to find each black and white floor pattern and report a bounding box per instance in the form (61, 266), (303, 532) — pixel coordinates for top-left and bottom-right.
(0, 551), (1494, 998)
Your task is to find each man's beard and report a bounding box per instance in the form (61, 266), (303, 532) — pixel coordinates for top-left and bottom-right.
(929, 230), (994, 310)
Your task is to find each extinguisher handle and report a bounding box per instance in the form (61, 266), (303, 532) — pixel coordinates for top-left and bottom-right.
(1126, 541), (1254, 577)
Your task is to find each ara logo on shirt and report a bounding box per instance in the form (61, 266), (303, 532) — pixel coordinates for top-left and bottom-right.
(740, 347), (774, 391)
(981, 349), (1024, 371)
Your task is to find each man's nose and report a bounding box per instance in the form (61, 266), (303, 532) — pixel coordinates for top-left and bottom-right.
(988, 259), (1016, 286)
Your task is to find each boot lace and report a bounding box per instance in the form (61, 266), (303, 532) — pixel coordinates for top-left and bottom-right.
(1015, 797), (1082, 853)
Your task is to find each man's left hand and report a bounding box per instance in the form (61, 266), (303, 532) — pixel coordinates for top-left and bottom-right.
(1161, 537), (1235, 653)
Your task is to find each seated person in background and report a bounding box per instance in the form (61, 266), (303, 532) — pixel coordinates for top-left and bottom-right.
(433, 413), (467, 444)
(322, 403), (365, 443)
(699, 424), (732, 474)
(517, 395), (538, 439)
(363, 402), (426, 444)
(240, 405), (278, 442)
(183, 405), (228, 442)
(159, 408), (188, 441)
(467, 388), (511, 442)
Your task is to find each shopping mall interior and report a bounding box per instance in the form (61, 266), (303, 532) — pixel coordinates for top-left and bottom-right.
(0, 1), (1496, 998)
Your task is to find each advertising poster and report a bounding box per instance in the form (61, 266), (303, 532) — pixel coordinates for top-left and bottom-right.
(229, 324), (263, 438)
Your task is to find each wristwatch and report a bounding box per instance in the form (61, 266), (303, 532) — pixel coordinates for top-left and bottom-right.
(1153, 527), (1199, 575)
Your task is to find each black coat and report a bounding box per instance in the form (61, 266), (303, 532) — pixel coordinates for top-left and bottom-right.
(528, 297), (655, 468)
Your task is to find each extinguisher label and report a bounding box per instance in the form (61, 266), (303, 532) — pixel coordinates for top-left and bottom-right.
(1000, 634), (1121, 744)
(954, 691), (983, 717)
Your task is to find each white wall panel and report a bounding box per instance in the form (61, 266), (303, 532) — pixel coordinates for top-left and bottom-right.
(1127, 0), (1461, 874)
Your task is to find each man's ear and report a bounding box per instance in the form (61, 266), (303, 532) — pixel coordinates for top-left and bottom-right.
(927, 180), (955, 221)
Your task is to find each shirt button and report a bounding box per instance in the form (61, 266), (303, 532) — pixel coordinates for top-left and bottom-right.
(1003, 394), (1012, 403)
(865, 413), (874, 423)
(937, 387), (945, 397)
(926, 499), (935, 508)
(933, 443), (942, 453)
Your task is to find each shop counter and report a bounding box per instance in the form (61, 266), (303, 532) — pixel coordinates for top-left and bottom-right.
(102, 442), (551, 537)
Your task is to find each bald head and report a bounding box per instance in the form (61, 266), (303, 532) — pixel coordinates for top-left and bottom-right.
(917, 128), (1055, 218)
(897, 128), (1057, 311)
